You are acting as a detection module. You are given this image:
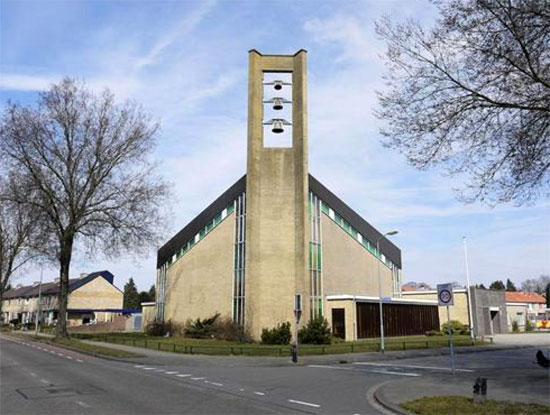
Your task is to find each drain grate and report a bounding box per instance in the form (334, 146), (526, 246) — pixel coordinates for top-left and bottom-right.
(17, 384), (104, 400)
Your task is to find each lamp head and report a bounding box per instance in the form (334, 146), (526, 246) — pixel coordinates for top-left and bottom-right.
(386, 230), (399, 236)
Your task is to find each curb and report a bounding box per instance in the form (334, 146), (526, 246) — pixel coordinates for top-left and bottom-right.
(2, 333), (148, 364)
(373, 383), (413, 415)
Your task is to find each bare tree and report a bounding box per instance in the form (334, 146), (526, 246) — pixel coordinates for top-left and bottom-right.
(0, 78), (170, 338)
(375, 0), (550, 205)
(521, 275), (550, 293)
(0, 175), (41, 314)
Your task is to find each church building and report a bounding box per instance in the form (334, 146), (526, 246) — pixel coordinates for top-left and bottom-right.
(154, 50), (439, 341)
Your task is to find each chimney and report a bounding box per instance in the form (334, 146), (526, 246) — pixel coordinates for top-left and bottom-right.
(54, 278), (60, 283)
(79, 273), (88, 279)
(32, 281), (40, 286)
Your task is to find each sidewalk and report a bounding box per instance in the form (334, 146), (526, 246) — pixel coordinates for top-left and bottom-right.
(374, 367), (550, 414)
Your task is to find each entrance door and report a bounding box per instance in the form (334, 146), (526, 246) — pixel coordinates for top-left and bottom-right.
(332, 308), (346, 340)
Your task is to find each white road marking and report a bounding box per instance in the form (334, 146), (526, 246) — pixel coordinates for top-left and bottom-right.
(66, 356), (73, 360)
(353, 362), (474, 372)
(142, 367), (156, 370)
(155, 369), (165, 371)
(239, 389), (245, 392)
(76, 359), (84, 363)
(191, 377), (205, 380)
(40, 379), (49, 384)
(76, 401), (91, 408)
(288, 399), (321, 408)
(57, 353), (64, 357)
(308, 364), (421, 377)
(49, 351), (56, 354)
(254, 392), (265, 396)
(29, 372), (37, 377)
(367, 369), (420, 377)
(177, 374), (191, 377)
(134, 365), (144, 368)
(165, 371), (179, 374)
(209, 382), (223, 387)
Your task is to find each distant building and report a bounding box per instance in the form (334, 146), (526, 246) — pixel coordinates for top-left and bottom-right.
(153, 50), (440, 341)
(1, 270), (123, 326)
(505, 291), (546, 330)
(402, 282), (433, 292)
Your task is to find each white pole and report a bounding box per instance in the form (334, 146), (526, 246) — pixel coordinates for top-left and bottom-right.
(447, 305), (456, 374)
(377, 238), (385, 354)
(463, 237), (475, 344)
(35, 267), (43, 336)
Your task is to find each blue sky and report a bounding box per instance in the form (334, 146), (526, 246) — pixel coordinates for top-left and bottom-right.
(1, 0), (548, 292)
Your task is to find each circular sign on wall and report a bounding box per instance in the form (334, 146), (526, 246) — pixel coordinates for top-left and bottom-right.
(437, 283), (454, 306)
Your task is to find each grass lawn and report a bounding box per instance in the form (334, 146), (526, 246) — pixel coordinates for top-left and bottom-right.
(69, 332), (487, 357)
(10, 333), (142, 359)
(402, 396), (550, 415)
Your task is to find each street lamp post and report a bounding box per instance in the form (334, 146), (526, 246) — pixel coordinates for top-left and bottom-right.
(462, 237), (475, 344)
(377, 230), (398, 353)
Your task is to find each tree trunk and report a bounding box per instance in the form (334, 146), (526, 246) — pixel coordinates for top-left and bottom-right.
(55, 236), (73, 339)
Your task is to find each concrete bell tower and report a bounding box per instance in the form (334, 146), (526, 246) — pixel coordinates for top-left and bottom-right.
(245, 50), (310, 339)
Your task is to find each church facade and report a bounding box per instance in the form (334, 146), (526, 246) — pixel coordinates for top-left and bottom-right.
(154, 50), (438, 340)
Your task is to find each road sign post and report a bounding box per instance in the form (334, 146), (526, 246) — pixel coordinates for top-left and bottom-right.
(437, 283), (456, 374)
(292, 294), (302, 363)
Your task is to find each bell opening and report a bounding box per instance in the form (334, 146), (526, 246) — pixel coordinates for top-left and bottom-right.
(273, 104), (283, 110)
(272, 126), (284, 134)
(274, 84), (282, 90)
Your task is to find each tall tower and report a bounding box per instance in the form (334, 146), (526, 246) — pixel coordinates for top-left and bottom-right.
(245, 50), (309, 338)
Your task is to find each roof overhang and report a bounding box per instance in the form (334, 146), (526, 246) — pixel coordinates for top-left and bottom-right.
(326, 294), (438, 306)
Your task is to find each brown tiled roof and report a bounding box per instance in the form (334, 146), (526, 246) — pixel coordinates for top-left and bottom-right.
(505, 291), (546, 304)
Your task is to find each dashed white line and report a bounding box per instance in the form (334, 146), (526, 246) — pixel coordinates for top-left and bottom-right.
(40, 379), (49, 384)
(353, 362), (474, 372)
(134, 365), (144, 368)
(254, 392), (265, 396)
(76, 359), (84, 363)
(76, 401), (91, 408)
(191, 377), (205, 380)
(165, 371), (179, 374)
(177, 374), (191, 378)
(142, 367), (156, 370)
(66, 356), (73, 360)
(29, 372), (37, 377)
(288, 399), (321, 408)
(209, 382), (223, 387)
(367, 369), (420, 377)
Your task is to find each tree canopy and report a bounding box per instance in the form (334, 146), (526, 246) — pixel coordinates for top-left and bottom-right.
(123, 278), (140, 309)
(376, 0), (550, 205)
(0, 78), (170, 337)
(489, 280), (506, 290)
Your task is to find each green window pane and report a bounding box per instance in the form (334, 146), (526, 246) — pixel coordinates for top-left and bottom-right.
(321, 202), (329, 214)
(227, 203), (235, 214)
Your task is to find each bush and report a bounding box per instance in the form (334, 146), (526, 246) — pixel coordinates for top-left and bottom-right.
(261, 322), (291, 345)
(512, 320), (519, 332)
(425, 330), (443, 336)
(146, 321), (169, 336)
(525, 319), (534, 332)
(298, 315), (331, 345)
(441, 320), (469, 335)
(184, 313), (221, 339)
(217, 317), (252, 342)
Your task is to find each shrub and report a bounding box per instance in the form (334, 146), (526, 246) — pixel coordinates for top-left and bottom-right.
(217, 317), (252, 342)
(184, 313), (221, 339)
(425, 330), (443, 336)
(512, 320), (519, 332)
(261, 322), (292, 345)
(441, 320), (469, 335)
(525, 319), (534, 332)
(298, 315), (331, 345)
(146, 321), (169, 336)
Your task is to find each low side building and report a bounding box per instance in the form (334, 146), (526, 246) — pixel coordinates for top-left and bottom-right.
(1, 271), (123, 326)
(403, 287), (508, 336)
(505, 291), (546, 330)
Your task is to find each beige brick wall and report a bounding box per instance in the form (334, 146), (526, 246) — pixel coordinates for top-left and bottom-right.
(402, 291), (470, 328)
(163, 214), (235, 324)
(68, 277), (123, 310)
(142, 304), (156, 330)
(325, 299), (356, 341)
(322, 215), (393, 303)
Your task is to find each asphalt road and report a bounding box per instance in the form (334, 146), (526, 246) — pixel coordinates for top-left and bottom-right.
(1, 334), (548, 414)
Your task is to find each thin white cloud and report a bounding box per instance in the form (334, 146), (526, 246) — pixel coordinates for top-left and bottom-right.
(0, 73), (59, 91)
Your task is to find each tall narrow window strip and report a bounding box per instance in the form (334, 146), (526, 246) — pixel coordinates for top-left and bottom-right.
(232, 193), (246, 325)
(309, 192), (323, 319)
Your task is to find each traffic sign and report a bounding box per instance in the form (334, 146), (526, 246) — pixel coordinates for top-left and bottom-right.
(382, 297), (392, 303)
(437, 283), (454, 306)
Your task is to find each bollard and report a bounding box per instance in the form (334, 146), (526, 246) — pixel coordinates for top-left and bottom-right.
(291, 344), (298, 363)
(473, 377), (488, 404)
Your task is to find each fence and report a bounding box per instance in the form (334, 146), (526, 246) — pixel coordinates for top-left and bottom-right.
(70, 333), (489, 357)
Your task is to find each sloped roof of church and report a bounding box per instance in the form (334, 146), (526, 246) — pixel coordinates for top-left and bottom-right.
(157, 174), (402, 268)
